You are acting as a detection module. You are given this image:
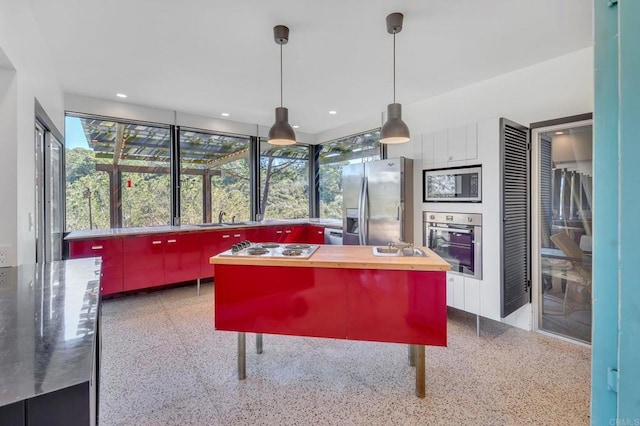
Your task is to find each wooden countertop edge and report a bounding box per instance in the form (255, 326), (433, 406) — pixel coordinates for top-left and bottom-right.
(209, 246), (451, 272)
(209, 259), (450, 271)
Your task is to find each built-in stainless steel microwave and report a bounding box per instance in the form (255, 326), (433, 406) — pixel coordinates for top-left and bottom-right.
(423, 165), (482, 202)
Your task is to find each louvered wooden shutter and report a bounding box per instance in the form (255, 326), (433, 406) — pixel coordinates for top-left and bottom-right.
(501, 118), (530, 317)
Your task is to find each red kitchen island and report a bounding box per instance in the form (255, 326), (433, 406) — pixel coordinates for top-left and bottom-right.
(209, 244), (450, 397)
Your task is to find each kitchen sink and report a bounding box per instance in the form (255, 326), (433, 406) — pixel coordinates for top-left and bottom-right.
(373, 247), (400, 256)
(197, 221), (260, 227)
(372, 246), (427, 257)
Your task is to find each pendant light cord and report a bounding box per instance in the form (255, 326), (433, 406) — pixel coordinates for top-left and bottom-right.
(280, 44), (283, 108)
(393, 31), (396, 104)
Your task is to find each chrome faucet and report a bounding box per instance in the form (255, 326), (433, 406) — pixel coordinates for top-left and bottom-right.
(218, 210), (226, 223)
(389, 241), (415, 256)
(231, 215), (236, 223)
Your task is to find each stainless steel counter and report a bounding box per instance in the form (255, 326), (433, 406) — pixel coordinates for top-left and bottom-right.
(65, 218), (342, 240)
(0, 258), (101, 423)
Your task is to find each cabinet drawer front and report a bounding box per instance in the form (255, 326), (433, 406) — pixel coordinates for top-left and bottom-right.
(69, 239), (124, 294)
(123, 235), (165, 290)
(69, 239), (123, 277)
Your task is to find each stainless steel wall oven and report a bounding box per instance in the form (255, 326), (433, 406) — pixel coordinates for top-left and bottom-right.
(423, 211), (482, 279)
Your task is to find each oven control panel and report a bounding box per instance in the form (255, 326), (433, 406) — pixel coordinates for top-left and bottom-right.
(424, 212), (482, 226)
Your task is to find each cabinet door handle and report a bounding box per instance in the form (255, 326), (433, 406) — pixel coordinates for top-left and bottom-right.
(152, 240), (162, 245)
(233, 234), (241, 238)
(276, 230), (283, 234)
(222, 235), (230, 239)
(285, 230), (291, 234)
(167, 239), (177, 243)
(91, 245), (103, 250)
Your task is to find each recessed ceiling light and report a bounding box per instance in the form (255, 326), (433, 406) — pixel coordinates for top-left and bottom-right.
(116, 93), (127, 98)
(221, 113), (230, 117)
(555, 131), (564, 135)
(329, 110), (337, 115)
(292, 125), (299, 129)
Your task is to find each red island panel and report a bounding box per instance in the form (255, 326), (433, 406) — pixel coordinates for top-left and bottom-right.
(346, 269), (446, 346)
(214, 265), (446, 346)
(215, 265), (347, 339)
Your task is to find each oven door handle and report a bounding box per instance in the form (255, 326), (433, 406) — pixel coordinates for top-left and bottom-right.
(429, 226), (473, 234)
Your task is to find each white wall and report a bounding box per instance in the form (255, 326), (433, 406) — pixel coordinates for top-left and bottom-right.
(398, 47), (593, 138)
(0, 1), (65, 265)
(0, 64), (17, 265)
(318, 48), (592, 148)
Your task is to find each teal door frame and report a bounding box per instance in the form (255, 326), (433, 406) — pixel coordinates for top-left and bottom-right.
(593, 0), (640, 422)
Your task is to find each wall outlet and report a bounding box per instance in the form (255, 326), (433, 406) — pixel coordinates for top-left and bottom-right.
(0, 244), (16, 267)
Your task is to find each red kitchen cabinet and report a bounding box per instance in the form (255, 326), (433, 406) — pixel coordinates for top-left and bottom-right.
(282, 225), (307, 243)
(281, 226), (294, 242)
(69, 238), (124, 295)
(250, 226), (275, 243)
(307, 226), (325, 244)
(123, 235), (165, 291)
(243, 227), (262, 243)
(201, 231), (222, 278)
(218, 229), (247, 251)
(273, 226), (287, 242)
(201, 229), (247, 278)
(164, 232), (202, 284)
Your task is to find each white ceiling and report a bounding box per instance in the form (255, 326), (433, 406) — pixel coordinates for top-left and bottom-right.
(28, 0), (592, 135)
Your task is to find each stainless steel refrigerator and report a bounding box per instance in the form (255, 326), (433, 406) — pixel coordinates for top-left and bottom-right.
(342, 157), (413, 245)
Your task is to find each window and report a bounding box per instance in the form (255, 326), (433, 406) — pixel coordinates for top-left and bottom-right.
(65, 115), (171, 230)
(179, 129), (250, 224)
(66, 111), (380, 229)
(318, 130), (381, 219)
(259, 141), (309, 219)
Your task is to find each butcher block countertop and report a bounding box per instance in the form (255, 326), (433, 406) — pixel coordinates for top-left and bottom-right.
(210, 245), (451, 272)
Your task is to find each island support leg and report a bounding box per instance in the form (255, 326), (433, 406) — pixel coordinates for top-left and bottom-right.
(238, 332), (246, 380)
(256, 333), (263, 354)
(408, 344), (415, 366)
(415, 345), (425, 398)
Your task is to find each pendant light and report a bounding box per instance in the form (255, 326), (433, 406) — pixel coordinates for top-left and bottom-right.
(380, 13), (410, 144)
(268, 25), (296, 146)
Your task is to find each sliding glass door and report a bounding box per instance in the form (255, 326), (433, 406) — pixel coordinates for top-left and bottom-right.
(35, 121), (64, 263)
(533, 119), (593, 343)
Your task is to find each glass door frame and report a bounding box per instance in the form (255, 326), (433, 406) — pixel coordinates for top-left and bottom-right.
(530, 115), (592, 345)
(35, 101), (65, 263)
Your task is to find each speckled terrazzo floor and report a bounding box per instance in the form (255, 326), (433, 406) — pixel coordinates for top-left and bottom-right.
(99, 282), (591, 425)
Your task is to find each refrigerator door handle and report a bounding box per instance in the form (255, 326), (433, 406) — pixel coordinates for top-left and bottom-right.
(362, 177), (369, 245)
(398, 205), (403, 242)
(358, 177), (367, 245)
(357, 177), (364, 245)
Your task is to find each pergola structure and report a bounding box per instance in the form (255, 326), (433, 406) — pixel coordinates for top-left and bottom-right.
(78, 116), (380, 226)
